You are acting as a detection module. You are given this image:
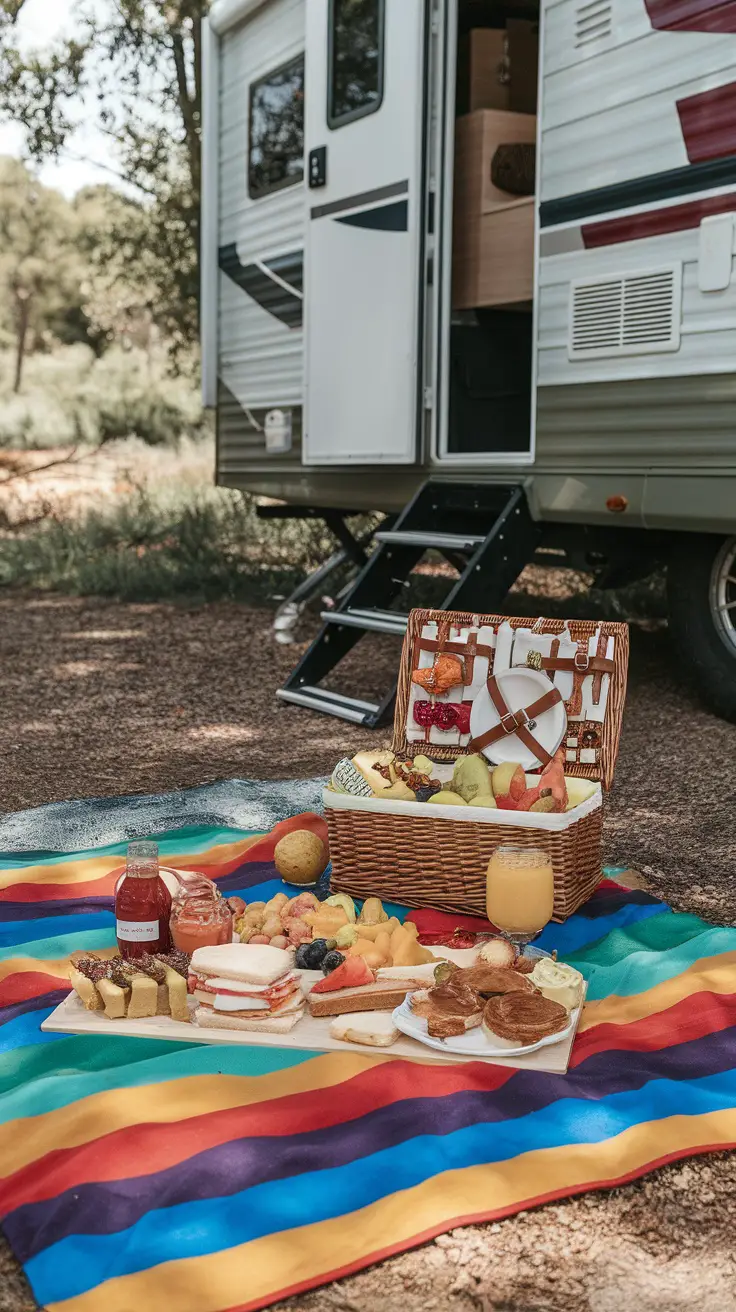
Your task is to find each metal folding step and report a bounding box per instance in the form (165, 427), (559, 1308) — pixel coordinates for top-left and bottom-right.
(320, 607), (409, 635)
(276, 686), (379, 724)
(374, 530), (486, 551)
(278, 480), (541, 727)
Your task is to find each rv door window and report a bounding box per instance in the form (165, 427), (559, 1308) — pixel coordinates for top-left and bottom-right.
(328, 0), (385, 128)
(248, 55), (305, 199)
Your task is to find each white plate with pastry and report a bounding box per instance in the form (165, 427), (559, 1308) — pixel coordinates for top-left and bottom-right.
(392, 994), (580, 1059)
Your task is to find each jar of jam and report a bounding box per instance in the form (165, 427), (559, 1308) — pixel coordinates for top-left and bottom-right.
(169, 871), (233, 954)
(115, 841), (172, 959)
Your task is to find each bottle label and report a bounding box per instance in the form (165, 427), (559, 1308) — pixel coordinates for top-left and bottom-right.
(116, 920), (160, 942)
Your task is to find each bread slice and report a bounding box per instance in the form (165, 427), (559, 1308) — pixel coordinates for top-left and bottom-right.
(193, 1006), (304, 1035)
(308, 982), (410, 1018)
(330, 1012), (399, 1048)
(190, 943), (293, 986)
(69, 967), (104, 1012)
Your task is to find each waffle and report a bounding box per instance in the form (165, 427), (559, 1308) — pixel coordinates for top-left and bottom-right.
(483, 991), (568, 1045)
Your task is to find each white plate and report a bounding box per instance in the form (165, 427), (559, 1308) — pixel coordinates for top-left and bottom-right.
(469, 666), (567, 770)
(392, 994), (578, 1058)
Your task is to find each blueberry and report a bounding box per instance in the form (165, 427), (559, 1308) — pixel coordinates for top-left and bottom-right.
(321, 951), (345, 976)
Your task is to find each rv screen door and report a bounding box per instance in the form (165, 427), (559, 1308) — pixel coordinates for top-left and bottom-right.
(303, 0), (427, 464)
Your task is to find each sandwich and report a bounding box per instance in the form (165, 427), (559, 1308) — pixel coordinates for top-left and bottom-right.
(189, 943), (304, 1034)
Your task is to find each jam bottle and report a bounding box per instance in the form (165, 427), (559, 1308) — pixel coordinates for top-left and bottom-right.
(115, 841), (172, 959)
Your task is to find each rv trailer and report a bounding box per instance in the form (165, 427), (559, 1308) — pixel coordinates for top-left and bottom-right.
(202, 0), (736, 724)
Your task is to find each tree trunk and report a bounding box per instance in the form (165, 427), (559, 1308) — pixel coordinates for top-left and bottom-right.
(13, 294), (30, 394)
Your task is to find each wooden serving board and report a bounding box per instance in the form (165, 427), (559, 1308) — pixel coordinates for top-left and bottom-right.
(42, 986), (586, 1074)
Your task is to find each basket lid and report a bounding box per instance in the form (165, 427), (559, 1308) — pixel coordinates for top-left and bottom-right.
(391, 609), (629, 791)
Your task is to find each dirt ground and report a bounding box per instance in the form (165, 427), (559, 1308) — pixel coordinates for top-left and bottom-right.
(1, 591), (736, 1312)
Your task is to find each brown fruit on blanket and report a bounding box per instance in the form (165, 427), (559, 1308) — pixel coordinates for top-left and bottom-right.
(274, 830), (328, 885)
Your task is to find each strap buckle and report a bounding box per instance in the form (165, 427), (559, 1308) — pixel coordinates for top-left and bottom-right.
(574, 651), (590, 672)
(500, 708), (527, 735)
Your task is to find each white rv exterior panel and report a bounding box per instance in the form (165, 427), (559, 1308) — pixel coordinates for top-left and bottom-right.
(540, 0), (736, 200)
(217, 0), (305, 459)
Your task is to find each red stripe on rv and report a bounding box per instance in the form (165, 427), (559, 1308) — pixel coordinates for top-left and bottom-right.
(677, 82), (736, 162)
(581, 192), (736, 248)
(645, 0), (736, 30)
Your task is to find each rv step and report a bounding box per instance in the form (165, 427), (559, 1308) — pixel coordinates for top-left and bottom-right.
(278, 481), (541, 728)
(276, 686), (379, 724)
(320, 607), (409, 635)
(374, 530), (486, 551)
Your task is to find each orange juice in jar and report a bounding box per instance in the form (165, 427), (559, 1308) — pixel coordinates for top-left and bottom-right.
(486, 845), (554, 948)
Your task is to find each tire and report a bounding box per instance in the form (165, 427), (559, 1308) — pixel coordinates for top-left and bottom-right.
(666, 533), (736, 723)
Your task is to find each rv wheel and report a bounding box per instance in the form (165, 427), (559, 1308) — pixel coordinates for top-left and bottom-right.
(667, 534), (736, 723)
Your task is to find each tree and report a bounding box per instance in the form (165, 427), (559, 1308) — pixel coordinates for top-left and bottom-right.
(0, 157), (81, 391)
(0, 0), (208, 357)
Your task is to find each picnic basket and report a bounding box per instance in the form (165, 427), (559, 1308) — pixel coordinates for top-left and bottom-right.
(325, 608), (629, 923)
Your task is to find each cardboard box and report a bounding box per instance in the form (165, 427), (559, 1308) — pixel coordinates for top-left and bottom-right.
(452, 109), (537, 310)
(457, 25), (539, 116)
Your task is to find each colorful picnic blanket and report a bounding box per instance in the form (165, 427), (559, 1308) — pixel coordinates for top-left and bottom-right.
(2, 810), (736, 1312)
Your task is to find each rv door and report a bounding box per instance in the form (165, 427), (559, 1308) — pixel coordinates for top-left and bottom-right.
(303, 0), (429, 464)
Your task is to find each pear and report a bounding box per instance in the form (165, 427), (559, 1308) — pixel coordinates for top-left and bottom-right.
(564, 777), (599, 811)
(451, 753), (493, 802)
(467, 793), (497, 808)
(426, 789), (468, 805)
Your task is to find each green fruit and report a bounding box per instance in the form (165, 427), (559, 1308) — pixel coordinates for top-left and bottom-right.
(426, 789), (468, 806)
(467, 793), (497, 808)
(451, 754), (493, 802)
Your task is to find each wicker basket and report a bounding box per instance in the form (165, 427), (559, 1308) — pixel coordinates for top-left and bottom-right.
(326, 608), (629, 923)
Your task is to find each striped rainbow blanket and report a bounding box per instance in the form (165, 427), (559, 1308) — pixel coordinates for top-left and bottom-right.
(2, 812), (736, 1312)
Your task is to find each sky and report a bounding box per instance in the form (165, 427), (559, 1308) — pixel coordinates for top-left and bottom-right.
(0, 0), (115, 196)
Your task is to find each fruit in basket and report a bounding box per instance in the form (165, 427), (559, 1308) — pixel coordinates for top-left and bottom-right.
(325, 893), (357, 922)
(451, 754), (493, 802)
(413, 754), (434, 774)
(564, 777), (598, 811)
(274, 830), (328, 885)
(492, 762), (526, 803)
(379, 779), (416, 801)
(468, 793), (497, 808)
(530, 795), (555, 813)
(426, 789), (468, 806)
(538, 748), (568, 812)
(358, 897), (389, 926)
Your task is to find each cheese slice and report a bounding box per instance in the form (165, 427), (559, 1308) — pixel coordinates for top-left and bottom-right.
(214, 994), (270, 1012)
(329, 1012), (399, 1048)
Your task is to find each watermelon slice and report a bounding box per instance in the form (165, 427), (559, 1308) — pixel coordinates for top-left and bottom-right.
(310, 956), (374, 993)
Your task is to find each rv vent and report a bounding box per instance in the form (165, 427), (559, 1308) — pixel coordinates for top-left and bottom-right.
(575, 0), (613, 45)
(569, 267), (682, 359)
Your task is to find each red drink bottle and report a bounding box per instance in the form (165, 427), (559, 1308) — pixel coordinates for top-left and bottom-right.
(115, 841), (172, 959)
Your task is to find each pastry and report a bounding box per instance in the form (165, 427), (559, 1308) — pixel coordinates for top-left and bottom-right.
(411, 981), (484, 1038)
(411, 654), (464, 695)
(529, 959), (583, 1012)
(482, 991), (569, 1045)
(274, 829), (328, 885)
(449, 964), (536, 996)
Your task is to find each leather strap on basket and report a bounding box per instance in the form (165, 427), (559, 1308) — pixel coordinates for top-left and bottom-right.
(469, 675), (563, 766)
